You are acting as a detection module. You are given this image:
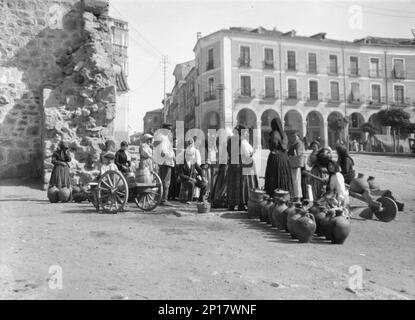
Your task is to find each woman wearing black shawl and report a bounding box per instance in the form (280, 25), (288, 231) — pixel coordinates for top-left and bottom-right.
(49, 141), (72, 189)
(264, 118), (293, 197)
(336, 144), (356, 184)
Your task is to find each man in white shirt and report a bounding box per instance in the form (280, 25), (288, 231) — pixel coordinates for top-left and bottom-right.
(153, 124), (175, 206)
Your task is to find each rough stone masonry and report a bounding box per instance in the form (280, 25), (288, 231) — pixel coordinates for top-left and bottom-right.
(0, 0), (119, 188)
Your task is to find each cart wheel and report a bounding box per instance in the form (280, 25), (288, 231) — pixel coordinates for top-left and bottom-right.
(374, 196), (397, 222)
(135, 171), (163, 212)
(98, 170), (129, 214)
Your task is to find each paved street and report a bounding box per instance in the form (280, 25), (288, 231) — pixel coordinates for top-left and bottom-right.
(0, 154), (414, 300)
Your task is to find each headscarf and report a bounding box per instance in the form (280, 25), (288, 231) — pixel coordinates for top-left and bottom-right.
(58, 141), (69, 151)
(336, 144), (355, 167)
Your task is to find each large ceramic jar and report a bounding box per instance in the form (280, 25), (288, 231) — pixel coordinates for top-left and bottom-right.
(294, 212), (317, 243)
(309, 202), (327, 237)
(331, 209), (351, 244)
(320, 209), (336, 241)
(286, 203), (303, 239)
(350, 173), (370, 194)
(58, 187), (72, 203)
(273, 199), (288, 230)
(47, 186), (59, 203)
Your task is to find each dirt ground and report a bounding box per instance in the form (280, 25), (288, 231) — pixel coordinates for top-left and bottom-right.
(0, 154), (414, 300)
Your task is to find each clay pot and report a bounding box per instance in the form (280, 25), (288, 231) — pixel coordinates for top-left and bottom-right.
(136, 168), (152, 184)
(273, 199), (288, 230)
(331, 209), (351, 244)
(247, 198), (260, 219)
(286, 203), (303, 239)
(273, 189), (290, 202)
(294, 212), (317, 243)
(309, 203), (327, 237)
(261, 197), (272, 222)
(250, 189), (266, 202)
(350, 173), (370, 194)
(58, 187), (72, 203)
(47, 186), (59, 203)
(320, 210), (336, 241)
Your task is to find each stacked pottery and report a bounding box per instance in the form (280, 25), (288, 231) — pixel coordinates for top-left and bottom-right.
(286, 202), (304, 239)
(294, 211), (317, 243)
(47, 186), (59, 203)
(331, 208), (351, 244)
(309, 202), (327, 237)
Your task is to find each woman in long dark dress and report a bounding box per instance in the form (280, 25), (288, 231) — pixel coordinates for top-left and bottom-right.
(50, 141), (72, 188)
(264, 118), (293, 197)
(227, 125), (258, 211)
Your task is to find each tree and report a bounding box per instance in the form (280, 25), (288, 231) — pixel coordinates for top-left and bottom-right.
(376, 109), (411, 152)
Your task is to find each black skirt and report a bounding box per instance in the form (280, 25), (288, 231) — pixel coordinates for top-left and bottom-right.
(227, 163), (258, 207)
(210, 164), (228, 208)
(264, 151), (293, 197)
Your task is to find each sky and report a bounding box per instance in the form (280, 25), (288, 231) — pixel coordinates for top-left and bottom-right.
(108, 0), (415, 133)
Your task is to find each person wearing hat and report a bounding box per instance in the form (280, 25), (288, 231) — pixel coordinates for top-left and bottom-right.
(115, 141), (132, 174)
(153, 123), (175, 206)
(49, 141), (72, 189)
(139, 134), (154, 172)
(99, 152), (119, 177)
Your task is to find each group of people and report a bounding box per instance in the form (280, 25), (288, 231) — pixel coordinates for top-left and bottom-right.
(49, 118), (357, 211)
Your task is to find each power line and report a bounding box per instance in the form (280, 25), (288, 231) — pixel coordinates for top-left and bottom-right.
(326, 2), (415, 19)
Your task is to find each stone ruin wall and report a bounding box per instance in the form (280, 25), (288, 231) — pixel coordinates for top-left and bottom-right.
(0, 0), (117, 188)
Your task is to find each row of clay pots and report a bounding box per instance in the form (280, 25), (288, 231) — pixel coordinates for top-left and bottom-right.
(249, 189), (351, 244)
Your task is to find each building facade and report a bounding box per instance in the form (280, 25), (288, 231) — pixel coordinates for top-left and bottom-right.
(192, 27), (415, 148)
(143, 109), (163, 134)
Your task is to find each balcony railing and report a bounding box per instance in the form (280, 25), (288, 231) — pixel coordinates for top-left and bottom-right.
(306, 64), (318, 74)
(390, 97), (411, 106)
(326, 93), (345, 103)
(285, 63), (297, 72)
(263, 60), (275, 69)
(234, 88), (256, 99)
(368, 69), (383, 78)
(238, 57), (251, 68)
(367, 96), (386, 106)
(206, 61), (214, 71)
(391, 69), (406, 79)
(348, 68), (360, 77)
(204, 91), (217, 102)
(259, 90), (279, 100)
(305, 92), (324, 102)
(348, 95), (364, 105)
(327, 66), (339, 75)
(284, 91), (302, 100)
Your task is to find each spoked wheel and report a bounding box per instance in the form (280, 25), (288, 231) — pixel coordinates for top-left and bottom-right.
(135, 171), (163, 212)
(98, 170), (129, 214)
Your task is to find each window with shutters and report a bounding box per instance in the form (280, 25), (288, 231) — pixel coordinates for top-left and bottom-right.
(241, 76), (251, 96)
(287, 51), (296, 71)
(330, 82), (340, 101)
(350, 83), (360, 102)
(350, 57), (359, 76)
(265, 77), (275, 98)
(264, 48), (274, 68)
(308, 53), (317, 73)
(329, 55), (338, 74)
(239, 46), (251, 67)
(369, 58), (380, 77)
(394, 85), (404, 104)
(207, 48), (214, 70)
(371, 84), (381, 102)
(393, 59), (405, 79)
(309, 80), (318, 100)
(288, 79), (297, 99)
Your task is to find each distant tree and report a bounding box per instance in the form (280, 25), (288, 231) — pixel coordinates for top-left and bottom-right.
(361, 122), (378, 152)
(376, 109), (411, 152)
(328, 113), (348, 144)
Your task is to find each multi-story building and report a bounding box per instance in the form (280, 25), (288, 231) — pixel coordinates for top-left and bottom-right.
(193, 27), (415, 148)
(143, 109), (163, 134)
(109, 17), (130, 144)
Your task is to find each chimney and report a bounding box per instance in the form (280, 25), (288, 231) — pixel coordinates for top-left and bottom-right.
(197, 32), (202, 40)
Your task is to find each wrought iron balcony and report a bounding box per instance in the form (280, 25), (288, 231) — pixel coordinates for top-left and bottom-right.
(327, 66), (339, 75)
(368, 69), (383, 78)
(263, 60), (275, 69)
(391, 69), (406, 79)
(234, 88), (256, 99)
(389, 97), (411, 106)
(347, 95), (364, 105)
(326, 93), (344, 103)
(238, 57), (251, 68)
(367, 96), (386, 106)
(306, 64), (318, 74)
(284, 91), (302, 100)
(285, 63), (297, 72)
(348, 67), (360, 77)
(305, 92), (324, 102)
(204, 91), (217, 102)
(259, 90), (279, 100)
